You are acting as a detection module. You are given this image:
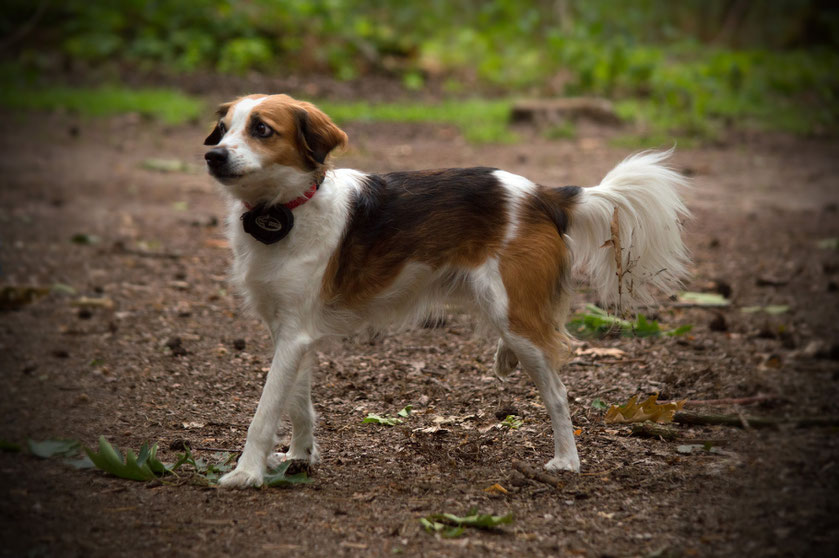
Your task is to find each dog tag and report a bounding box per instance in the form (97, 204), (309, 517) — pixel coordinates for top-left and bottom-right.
(241, 204), (294, 244)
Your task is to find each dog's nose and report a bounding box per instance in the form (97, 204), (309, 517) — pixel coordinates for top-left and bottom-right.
(204, 147), (229, 167)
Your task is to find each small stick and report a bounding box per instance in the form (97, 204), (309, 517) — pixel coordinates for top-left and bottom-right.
(659, 394), (776, 407)
(674, 411), (839, 429)
(192, 446), (239, 453)
(630, 422), (680, 441)
(512, 459), (564, 489)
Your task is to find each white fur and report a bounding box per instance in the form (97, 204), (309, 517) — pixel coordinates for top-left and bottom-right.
(216, 96), (313, 205)
(208, 107), (689, 487)
(492, 169), (536, 242)
(567, 149), (690, 310)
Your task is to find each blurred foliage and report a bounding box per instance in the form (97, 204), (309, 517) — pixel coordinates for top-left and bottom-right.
(2, 0), (837, 137)
(0, 82), (203, 125)
(318, 99), (517, 143)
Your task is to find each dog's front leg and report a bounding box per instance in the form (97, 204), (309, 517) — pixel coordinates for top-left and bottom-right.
(219, 333), (312, 488)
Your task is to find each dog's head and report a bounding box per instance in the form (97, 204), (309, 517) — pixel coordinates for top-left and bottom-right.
(203, 94), (347, 203)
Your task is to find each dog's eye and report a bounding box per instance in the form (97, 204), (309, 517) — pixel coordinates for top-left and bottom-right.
(218, 121), (226, 134)
(253, 121), (273, 138)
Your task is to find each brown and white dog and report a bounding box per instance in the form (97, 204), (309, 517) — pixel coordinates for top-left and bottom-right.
(203, 94), (690, 488)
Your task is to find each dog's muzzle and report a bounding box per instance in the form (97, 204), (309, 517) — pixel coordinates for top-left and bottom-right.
(204, 147), (230, 175)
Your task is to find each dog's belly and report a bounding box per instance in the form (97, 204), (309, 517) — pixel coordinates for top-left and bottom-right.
(320, 261), (471, 334)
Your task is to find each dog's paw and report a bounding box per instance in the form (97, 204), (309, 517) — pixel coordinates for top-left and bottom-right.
(267, 445), (320, 470)
(545, 455), (581, 473)
(218, 467), (264, 489)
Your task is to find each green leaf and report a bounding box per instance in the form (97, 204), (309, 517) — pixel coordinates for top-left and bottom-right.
(0, 440), (22, 452)
(70, 233), (100, 245)
(28, 439), (81, 459)
(422, 509), (513, 537)
(501, 415), (523, 429)
(591, 398), (609, 411)
(665, 324), (693, 337)
(83, 436), (166, 481)
(420, 517), (466, 538)
(65, 455), (96, 469)
(741, 305), (789, 315)
(264, 460), (313, 487)
(141, 158), (193, 174)
(633, 314), (661, 337)
(363, 413), (402, 426)
(397, 405), (413, 418)
(817, 237), (839, 250)
(678, 292), (730, 306)
(50, 283), (77, 295)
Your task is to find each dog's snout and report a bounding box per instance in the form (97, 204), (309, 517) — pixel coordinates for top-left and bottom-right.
(205, 147), (229, 167)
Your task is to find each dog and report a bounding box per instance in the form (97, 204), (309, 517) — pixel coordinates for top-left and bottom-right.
(202, 94), (690, 488)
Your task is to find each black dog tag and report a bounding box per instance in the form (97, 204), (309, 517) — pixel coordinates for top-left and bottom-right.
(241, 204), (294, 244)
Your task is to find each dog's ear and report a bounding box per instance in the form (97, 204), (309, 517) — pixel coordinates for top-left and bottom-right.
(204, 102), (233, 146)
(293, 106), (348, 168)
(204, 124), (223, 146)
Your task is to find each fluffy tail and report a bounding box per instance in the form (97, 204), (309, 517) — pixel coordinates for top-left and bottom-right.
(566, 150), (690, 309)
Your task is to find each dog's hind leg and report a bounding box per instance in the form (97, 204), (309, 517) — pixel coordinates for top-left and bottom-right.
(493, 339), (519, 377)
(267, 349), (320, 469)
(505, 333), (579, 472)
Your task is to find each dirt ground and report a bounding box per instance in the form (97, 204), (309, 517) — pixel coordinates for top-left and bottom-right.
(1, 100), (838, 557)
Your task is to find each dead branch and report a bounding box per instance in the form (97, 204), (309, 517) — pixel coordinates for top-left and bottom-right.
(630, 422), (680, 441)
(659, 394), (778, 407)
(673, 411), (839, 429)
(610, 206), (623, 306)
(512, 459), (564, 489)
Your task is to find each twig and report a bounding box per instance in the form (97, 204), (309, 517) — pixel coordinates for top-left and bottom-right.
(673, 411), (839, 429)
(597, 358), (646, 365)
(117, 247), (182, 260)
(630, 422), (680, 441)
(610, 206), (623, 306)
(512, 459), (564, 489)
(659, 394), (777, 407)
(193, 446), (239, 453)
(0, 0), (49, 51)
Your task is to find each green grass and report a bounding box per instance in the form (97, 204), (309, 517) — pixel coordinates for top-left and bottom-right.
(0, 85), (204, 125)
(315, 99), (517, 144)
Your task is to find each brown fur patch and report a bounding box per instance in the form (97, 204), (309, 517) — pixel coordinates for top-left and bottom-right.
(499, 186), (580, 366)
(249, 95), (347, 172)
(321, 168), (507, 308)
(205, 94), (347, 170)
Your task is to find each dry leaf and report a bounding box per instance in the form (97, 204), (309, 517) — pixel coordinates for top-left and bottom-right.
(604, 394), (686, 424)
(483, 483), (508, 495)
(576, 347), (626, 359)
(205, 238), (229, 249)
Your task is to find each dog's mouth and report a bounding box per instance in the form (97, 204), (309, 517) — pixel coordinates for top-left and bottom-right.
(207, 167), (245, 182)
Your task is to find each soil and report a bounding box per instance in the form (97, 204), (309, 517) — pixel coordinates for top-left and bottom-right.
(1, 101), (838, 558)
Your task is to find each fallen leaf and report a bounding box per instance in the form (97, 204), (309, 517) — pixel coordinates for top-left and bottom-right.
(605, 394), (686, 424)
(678, 292), (730, 307)
(0, 286), (50, 310)
(363, 413), (402, 426)
(205, 238), (229, 249)
(576, 347), (626, 359)
(28, 439), (80, 459)
(264, 459), (313, 487)
(591, 398), (610, 411)
(140, 158), (194, 174)
(817, 237), (839, 250)
(740, 305), (789, 315)
(483, 483), (508, 495)
(72, 296), (114, 309)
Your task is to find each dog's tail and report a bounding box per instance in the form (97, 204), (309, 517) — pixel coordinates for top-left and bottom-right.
(565, 150), (690, 310)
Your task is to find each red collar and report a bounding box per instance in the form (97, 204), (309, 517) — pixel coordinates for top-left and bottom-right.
(243, 183), (318, 211)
